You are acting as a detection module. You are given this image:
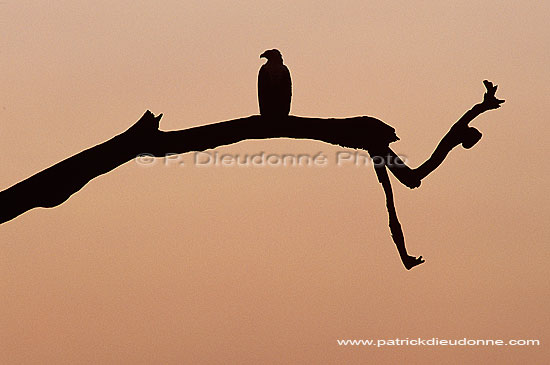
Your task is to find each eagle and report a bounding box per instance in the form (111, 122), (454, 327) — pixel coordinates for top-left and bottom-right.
(258, 49), (292, 117)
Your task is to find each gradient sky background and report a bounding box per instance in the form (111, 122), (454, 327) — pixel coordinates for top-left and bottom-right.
(2, 0), (549, 363)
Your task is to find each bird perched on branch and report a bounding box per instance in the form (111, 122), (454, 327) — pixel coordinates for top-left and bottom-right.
(258, 49), (292, 117)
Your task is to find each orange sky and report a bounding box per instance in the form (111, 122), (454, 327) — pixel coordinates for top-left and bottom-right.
(2, 1), (549, 363)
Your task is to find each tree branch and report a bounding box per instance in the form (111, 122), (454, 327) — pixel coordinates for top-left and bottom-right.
(0, 81), (503, 228)
(0, 114), (398, 224)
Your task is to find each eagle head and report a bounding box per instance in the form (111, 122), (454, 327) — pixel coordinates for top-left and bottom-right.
(260, 49), (283, 62)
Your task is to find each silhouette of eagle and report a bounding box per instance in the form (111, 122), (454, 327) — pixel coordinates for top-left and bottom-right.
(258, 49), (292, 117)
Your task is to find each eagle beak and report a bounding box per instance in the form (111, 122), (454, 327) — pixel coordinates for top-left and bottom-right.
(260, 51), (267, 59)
